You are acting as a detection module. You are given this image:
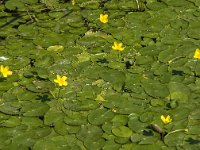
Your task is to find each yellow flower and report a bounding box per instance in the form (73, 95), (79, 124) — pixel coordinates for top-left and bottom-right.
(100, 14), (108, 23)
(161, 115), (172, 124)
(72, 0), (75, 5)
(54, 75), (68, 86)
(112, 41), (125, 51)
(193, 48), (200, 59)
(0, 65), (12, 77)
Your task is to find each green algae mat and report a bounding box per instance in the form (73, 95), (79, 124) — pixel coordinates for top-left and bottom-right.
(1, 0), (200, 149)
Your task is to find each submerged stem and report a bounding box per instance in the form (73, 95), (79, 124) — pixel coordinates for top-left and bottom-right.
(57, 88), (61, 99)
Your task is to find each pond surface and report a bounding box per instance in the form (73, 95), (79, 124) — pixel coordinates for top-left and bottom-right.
(0, 0), (200, 149)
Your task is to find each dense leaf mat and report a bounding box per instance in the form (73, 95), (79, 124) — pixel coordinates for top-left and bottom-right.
(0, 0), (200, 149)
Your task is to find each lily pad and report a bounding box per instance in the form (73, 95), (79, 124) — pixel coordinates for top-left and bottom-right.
(164, 132), (186, 147)
(168, 82), (190, 103)
(21, 117), (43, 128)
(128, 113), (148, 132)
(88, 107), (115, 125)
(11, 132), (36, 148)
(142, 80), (169, 98)
(54, 119), (69, 135)
(64, 111), (88, 125)
(84, 138), (105, 150)
(0, 102), (21, 115)
(44, 108), (64, 125)
(103, 140), (121, 150)
(33, 139), (57, 150)
(112, 126), (133, 138)
(20, 101), (49, 116)
(111, 115), (128, 127)
(1, 116), (21, 127)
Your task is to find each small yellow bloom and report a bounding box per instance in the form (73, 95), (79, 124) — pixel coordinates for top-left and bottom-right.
(72, 0), (75, 5)
(193, 48), (200, 59)
(100, 14), (108, 23)
(112, 41), (125, 51)
(54, 75), (68, 86)
(161, 115), (172, 124)
(0, 65), (12, 77)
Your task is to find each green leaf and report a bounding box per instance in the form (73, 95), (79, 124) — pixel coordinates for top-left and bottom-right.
(64, 111), (88, 125)
(111, 115), (128, 127)
(102, 122), (113, 134)
(0, 102), (21, 115)
(33, 139), (57, 150)
(11, 132), (36, 148)
(103, 140), (121, 150)
(5, 0), (25, 10)
(84, 138), (105, 150)
(21, 101), (49, 116)
(31, 126), (52, 139)
(139, 136), (159, 145)
(99, 69), (126, 91)
(76, 124), (103, 141)
(168, 82), (190, 103)
(44, 108), (64, 125)
(164, 132), (186, 147)
(88, 108), (115, 125)
(112, 126), (133, 138)
(131, 133), (143, 143)
(128, 113), (148, 132)
(142, 80), (169, 98)
(1, 116), (21, 127)
(54, 119), (69, 135)
(135, 55), (154, 65)
(21, 117), (43, 127)
(63, 99), (99, 111)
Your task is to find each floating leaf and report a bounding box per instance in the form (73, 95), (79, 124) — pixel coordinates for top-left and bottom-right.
(103, 140), (121, 150)
(76, 124), (103, 142)
(1, 116), (21, 127)
(164, 132), (186, 147)
(21, 117), (43, 128)
(33, 139), (57, 150)
(128, 113), (148, 133)
(142, 80), (169, 98)
(64, 111), (88, 125)
(21, 101), (49, 116)
(44, 108), (64, 125)
(47, 45), (64, 52)
(112, 126), (133, 138)
(0, 102), (21, 115)
(102, 122), (113, 134)
(111, 115), (128, 127)
(88, 107), (115, 125)
(54, 119), (69, 135)
(84, 138), (105, 150)
(131, 133), (143, 143)
(11, 132), (36, 148)
(168, 82), (190, 103)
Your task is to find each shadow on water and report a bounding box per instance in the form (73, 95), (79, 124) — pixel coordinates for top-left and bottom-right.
(143, 129), (154, 136)
(186, 138), (200, 145)
(36, 94), (51, 102)
(0, 8), (71, 29)
(0, 14), (23, 28)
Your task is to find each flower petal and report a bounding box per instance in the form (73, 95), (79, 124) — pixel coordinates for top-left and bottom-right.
(194, 48), (200, 59)
(0, 65), (3, 72)
(63, 81), (68, 86)
(54, 79), (59, 83)
(62, 76), (67, 80)
(56, 75), (61, 80)
(161, 115), (165, 122)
